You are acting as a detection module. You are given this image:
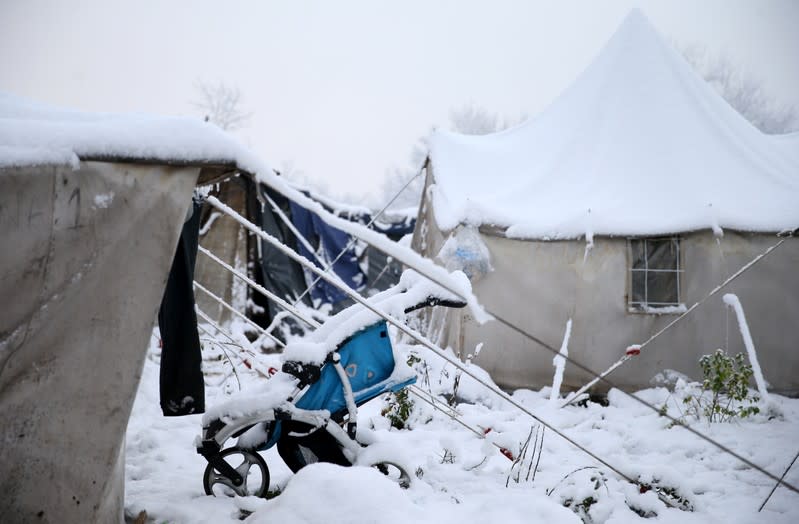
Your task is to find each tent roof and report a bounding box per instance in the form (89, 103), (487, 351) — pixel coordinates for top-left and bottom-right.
(0, 92), (260, 170)
(427, 9), (799, 239)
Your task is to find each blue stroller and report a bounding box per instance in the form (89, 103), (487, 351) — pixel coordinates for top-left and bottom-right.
(196, 294), (465, 497)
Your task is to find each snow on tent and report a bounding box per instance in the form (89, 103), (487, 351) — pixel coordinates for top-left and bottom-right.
(0, 93), (261, 522)
(412, 10), (799, 394)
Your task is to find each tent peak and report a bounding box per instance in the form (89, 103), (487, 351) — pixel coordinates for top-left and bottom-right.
(426, 9), (799, 239)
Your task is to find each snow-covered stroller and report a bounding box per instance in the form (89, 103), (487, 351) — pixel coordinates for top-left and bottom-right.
(196, 288), (465, 498)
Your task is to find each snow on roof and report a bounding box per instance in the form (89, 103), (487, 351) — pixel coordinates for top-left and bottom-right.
(0, 92), (486, 320)
(0, 92), (261, 169)
(427, 9), (799, 239)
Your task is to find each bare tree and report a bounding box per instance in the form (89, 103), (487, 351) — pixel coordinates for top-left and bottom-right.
(682, 45), (798, 134)
(379, 105), (524, 210)
(277, 159), (332, 197)
(378, 163), (427, 211)
(192, 80), (253, 131)
(448, 104), (501, 136)
(448, 103), (526, 136)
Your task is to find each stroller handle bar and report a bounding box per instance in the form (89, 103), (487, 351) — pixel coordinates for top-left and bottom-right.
(283, 294), (467, 385)
(403, 296), (467, 314)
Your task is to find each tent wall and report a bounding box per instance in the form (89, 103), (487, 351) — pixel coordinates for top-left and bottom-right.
(0, 161), (198, 523)
(466, 231), (799, 394)
(413, 171), (799, 395)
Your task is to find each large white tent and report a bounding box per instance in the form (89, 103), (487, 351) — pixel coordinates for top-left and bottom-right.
(413, 10), (799, 394)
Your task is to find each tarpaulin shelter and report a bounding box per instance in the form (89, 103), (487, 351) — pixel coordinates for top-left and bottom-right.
(0, 92), (253, 522)
(0, 92), (416, 523)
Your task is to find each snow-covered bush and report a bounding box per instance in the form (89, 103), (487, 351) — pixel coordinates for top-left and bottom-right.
(547, 467), (611, 523)
(382, 388), (415, 430)
(681, 349), (760, 423)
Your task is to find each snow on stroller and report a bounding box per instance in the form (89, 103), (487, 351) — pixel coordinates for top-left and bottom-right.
(196, 283), (465, 498)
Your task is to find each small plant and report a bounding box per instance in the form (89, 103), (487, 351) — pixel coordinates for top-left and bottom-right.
(382, 388), (414, 430)
(406, 351), (431, 389)
(506, 425), (545, 486)
(570, 496), (598, 521)
(448, 343), (484, 406)
(682, 349), (760, 423)
(547, 467), (608, 524)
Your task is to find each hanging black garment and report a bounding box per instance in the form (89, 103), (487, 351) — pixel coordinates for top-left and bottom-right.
(158, 197), (204, 416)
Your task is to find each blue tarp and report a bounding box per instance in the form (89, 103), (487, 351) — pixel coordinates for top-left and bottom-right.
(289, 201), (366, 305)
(277, 189), (415, 307)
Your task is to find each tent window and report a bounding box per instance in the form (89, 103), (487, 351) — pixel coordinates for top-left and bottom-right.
(628, 237), (682, 312)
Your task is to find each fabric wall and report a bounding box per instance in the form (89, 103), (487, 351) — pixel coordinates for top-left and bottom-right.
(0, 161), (198, 522)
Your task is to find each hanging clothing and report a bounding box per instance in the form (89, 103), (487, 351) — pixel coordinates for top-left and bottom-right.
(158, 196), (204, 416)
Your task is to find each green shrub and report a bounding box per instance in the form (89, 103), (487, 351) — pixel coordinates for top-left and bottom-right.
(382, 388), (414, 430)
(683, 349), (760, 423)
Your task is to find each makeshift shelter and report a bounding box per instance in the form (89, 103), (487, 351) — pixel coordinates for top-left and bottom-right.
(412, 10), (799, 394)
(0, 89), (418, 522)
(0, 93), (254, 522)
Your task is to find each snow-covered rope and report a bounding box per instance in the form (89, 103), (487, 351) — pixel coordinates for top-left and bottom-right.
(759, 448), (799, 512)
(261, 161), (793, 438)
(407, 388), (511, 456)
(193, 280), (284, 349)
(225, 187), (799, 495)
(197, 212), (499, 456)
(204, 195), (693, 503)
(254, 168), (491, 320)
(195, 305), (274, 381)
(198, 244), (320, 330)
(263, 192), (325, 268)
(210, 189), (799, 497)
(370, 259), (394, 288)
(195, 307), (242, 389)
(563, 235), (790, 408)
(290, 165), (425, 307)
(197, 218), (490, 451)
(196, 329), (246, 388)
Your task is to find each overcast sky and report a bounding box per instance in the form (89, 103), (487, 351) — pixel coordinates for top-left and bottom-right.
(1, 0), (797, 203)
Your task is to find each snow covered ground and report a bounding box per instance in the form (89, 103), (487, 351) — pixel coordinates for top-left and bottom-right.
(125, 328), (799, 523)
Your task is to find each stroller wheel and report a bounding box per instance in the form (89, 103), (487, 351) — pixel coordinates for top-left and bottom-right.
(203, 447), (270, 498)
(371, 461), (411, 489)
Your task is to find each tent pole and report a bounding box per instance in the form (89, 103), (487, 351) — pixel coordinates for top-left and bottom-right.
(193, 280), (285, 349)
(198, 245), (321, 330)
